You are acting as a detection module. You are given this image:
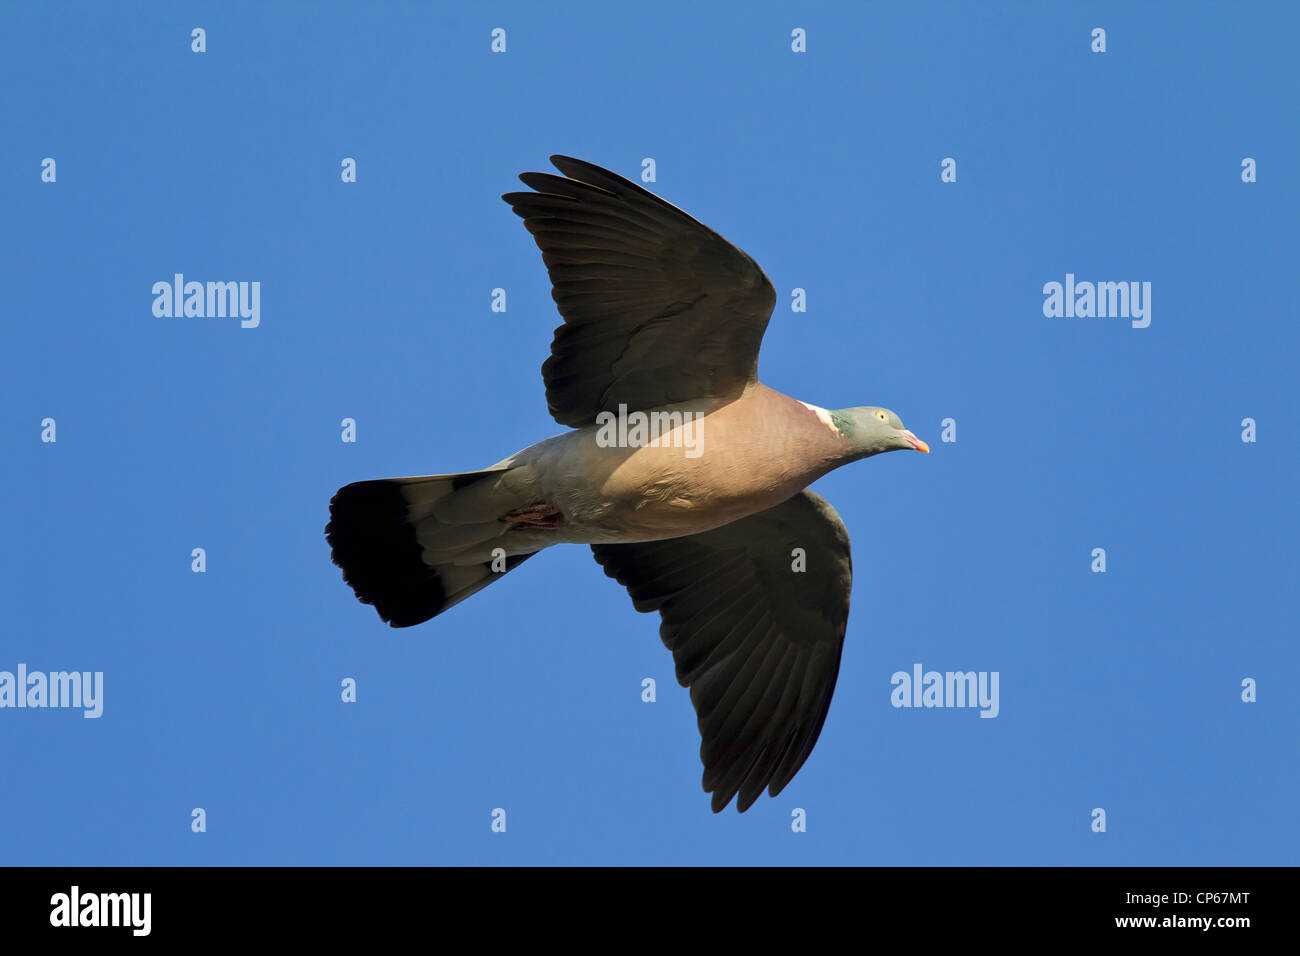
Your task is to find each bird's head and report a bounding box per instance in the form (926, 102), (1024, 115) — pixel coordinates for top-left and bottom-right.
(830, 406), (929, 459)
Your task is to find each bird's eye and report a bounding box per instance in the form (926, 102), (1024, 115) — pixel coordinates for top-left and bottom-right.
(875, 410), (887, 422)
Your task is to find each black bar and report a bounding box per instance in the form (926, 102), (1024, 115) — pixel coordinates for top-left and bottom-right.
(0, 866), (1282, 941)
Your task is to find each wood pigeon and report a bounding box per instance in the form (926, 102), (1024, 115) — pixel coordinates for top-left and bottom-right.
(327, 156), (928, 812)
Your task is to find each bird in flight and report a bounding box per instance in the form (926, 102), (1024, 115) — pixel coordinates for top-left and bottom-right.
(327, 156), (928, 812)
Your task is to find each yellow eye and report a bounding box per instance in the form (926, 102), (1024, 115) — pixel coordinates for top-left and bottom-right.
(875, 410), (887, 422)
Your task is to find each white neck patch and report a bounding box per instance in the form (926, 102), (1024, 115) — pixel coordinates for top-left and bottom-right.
(799, 401), (840, 437)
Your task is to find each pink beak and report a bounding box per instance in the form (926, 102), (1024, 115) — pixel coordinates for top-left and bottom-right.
(902, 430), (930, 453)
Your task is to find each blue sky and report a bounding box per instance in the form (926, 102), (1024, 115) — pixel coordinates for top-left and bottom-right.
(2, 1), (1296, 865)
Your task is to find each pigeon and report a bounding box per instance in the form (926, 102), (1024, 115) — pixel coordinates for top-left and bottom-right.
(326, 156), (929, 812)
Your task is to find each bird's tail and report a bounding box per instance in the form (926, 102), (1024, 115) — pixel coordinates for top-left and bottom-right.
(326, 465), (538, 628)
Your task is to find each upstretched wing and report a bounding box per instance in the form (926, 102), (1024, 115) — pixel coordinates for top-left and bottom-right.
(502, 155), (777, 427)
(591, 490), (852, 812)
